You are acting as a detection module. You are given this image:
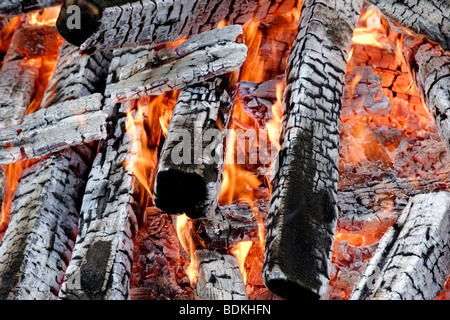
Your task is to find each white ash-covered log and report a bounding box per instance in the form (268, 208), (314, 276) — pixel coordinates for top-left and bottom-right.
(112, 25), (247, 102)
(0, 149), (90, 299)
(263, 0), (363, 300)
(0, 169), (4, 210)
(0, 60), (38, 128)
(194, 249), (248, 300)
(0, 40), (112, 299)
(366, 0), (450, 51)
(0, 0), (62, 17)
(350, 192), (450, 300)
(402, 36), (450, 154)
(0, 93), (106, 165)
(59, 46), (152, 300)
(55, 0), (298, 53)
(154, 74), (236, 219)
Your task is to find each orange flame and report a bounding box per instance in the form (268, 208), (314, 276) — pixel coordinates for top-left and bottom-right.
(175, 214), (199, 286)
(231, 240), (253, 284)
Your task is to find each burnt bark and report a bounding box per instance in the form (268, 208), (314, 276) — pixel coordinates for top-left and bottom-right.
(402, 36), (450, 155)
(0, 0), (62, 17)
(350, 192), (450, 300)
(154, 74), (236, 219)
(367, 0), (450, 51)
(112, 25), (247, 102)
(59, 46), (151, 300)
(56, 0), (298, 54)
(0, 149), (90, 299)
(195, 249), (248, 300)
(0, 93), (106, 165)
(263, 0), (363, 300)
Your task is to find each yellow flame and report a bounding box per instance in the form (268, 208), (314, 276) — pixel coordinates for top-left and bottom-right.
(231, 241), (253, 284)
(176, 214), (199, 286)
(27, 7), (60, 26)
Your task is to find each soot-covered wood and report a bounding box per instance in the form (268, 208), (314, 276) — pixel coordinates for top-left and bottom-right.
(263, 0), (363, 300)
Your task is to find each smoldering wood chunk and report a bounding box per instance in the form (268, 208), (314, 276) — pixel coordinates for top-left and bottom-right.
(62, 0), (298, 55)
(237, 76), (285, 128)
(4, 26), (64, 62)
(41, 41), (113, 109)
(0, 60), (39, 128)
(402, 36), (450, 154)
(342, 65), (392, 119)
(0, 93), (106, 165)
(367, 0), (450, 51)
(263, 0), (363, 300)
(350, 192), (450, 300)
(113, 26), (247, 102)
(154, 75), (235, 219)
(195, 249), (248, 300)
(0, 149), (90, 299)
(194, 201), (261, 250)
(0, 0), (62, 17)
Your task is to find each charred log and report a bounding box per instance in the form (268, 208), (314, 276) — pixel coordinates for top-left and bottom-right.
(154, 74), (236, 219)
(193, 200), (261, 250)
(0, 149), (90, 299)
(112, 25), (247, 102)
(56, 0), (298, 54)
(0, 0), (62, 17)
(263, 0), (363, 300)
(0, 60), (38, 128)
(402, 36), (450, 154)
(195, 249), (248, 300)
(59, 46), (151, 300)
(350, 192), (450, 300)
(0, 93), (106, 165)
(367, 0), (450, 51)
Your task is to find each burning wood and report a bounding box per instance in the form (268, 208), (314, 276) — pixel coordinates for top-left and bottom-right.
(55, 0), (298, 54)
(0, 170), (4, 209)
(154, 74), (236, 219)
(193, 200), (261, 250)
(4, 25), (63, 61)
(194, 249), (248, 300)
(0, 93), (106, 165)
(0, 149), (89, 299)
(0, 0), (62, 17)
(366, 0), (450, 51)
(402, 36), (450, 154)
(59, 46), (152, 300)
(350, 192), (450, 300)
(263, 0), (363, 300)
(113, 25), (247, 102)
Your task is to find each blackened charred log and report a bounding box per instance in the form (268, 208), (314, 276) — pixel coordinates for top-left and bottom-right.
(367, 0), (450, 51)
(350, 192), (450, 300)
(263, 0), (363, 300)
(154, 74), (236, 219)
(56, 0), (298, 54)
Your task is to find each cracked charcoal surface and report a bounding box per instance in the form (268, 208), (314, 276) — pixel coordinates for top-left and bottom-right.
(59, 46), (152, 300)
(154, 74), (235, 219)
(366, 0), (450, 51)
(75, 0), (299, 55)
(263, 0), (363, 300)
(350, 192), (450, 300)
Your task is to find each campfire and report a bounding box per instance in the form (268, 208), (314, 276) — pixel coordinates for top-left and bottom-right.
(0, 0), (448, 300)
